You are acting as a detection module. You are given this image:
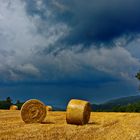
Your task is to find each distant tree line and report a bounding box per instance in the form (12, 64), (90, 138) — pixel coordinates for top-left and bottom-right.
(0, 97), (24, 110)
(94, 101), (140, 112)
(112, 102), (140, 112)
(0, 97), (140, 112)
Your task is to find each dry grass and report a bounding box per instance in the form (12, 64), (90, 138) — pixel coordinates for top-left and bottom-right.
(21, 99), (46, 124)
(9, 105), (18, 110)
(46, 106), (53, 111)
(0, 110), (140, 140)
(66, 99), (91, 125)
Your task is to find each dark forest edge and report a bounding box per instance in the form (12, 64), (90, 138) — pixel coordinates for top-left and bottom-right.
(0, 97), (23, 110)
(92, 95), (140, 112)
(0, 95), (140, 112)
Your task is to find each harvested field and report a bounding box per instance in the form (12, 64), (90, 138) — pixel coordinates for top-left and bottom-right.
(0, 110), (140, 140)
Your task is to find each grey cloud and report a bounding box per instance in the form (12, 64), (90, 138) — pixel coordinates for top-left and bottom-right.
(53, 46), (140, 78)
(24, 0), (140, 45)
(0, 0), (140, 82)
(16, 64), (40, 76)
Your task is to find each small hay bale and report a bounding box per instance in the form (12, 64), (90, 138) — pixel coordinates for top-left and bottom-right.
(66, 99), (91, 125)
(10, 105), (18, 110)
(21, 99), (46, 124)
(46, 106), (53, 111)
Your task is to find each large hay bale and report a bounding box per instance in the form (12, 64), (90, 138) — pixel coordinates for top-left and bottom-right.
(66, 99), (91, 125)
(10, 105), (18, 110)
(21, 99), (46, 124)
(46, 105), (53, 111)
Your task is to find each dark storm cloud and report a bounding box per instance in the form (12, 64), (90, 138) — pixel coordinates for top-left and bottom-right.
(24, 0), (140, 45)
(0, 0), (139, 82)
(0, 0), (140, 105)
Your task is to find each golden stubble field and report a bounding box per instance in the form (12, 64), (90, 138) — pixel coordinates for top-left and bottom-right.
(0, 110), (140, 140)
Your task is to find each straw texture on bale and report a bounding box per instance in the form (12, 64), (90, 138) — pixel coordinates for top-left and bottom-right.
(46, 106), (53, 111)
(21, 99), (46, 124)
(10, 105), (18, 110)
(66, 99), (91, 125)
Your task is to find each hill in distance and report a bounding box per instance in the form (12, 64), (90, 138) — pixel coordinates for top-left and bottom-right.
(92, 95), (140, 111)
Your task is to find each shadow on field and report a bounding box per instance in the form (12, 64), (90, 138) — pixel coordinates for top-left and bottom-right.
(41, 121), (55, 124)
(88, 122), (100, 125)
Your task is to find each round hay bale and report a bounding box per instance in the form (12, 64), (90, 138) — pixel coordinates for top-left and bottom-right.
(66, 99), (91, 125)
(10, 105), (18, 110)
(21, 99), (46, 124)
(46, 106), (53, 111)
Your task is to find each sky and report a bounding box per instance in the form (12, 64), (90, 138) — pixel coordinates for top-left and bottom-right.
(0, 0), (140, 108)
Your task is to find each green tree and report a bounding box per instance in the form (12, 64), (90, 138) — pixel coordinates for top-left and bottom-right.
(16, 100), (20, 104)
(136, 72), (140, 80)
(6, 97), (12, 104)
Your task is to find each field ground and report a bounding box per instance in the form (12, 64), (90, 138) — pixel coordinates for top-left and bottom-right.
(0, 110), (140, 140)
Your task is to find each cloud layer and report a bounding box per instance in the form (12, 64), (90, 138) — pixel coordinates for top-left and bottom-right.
(0, 0), (140, 84)
(25, 0), (140, 44)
